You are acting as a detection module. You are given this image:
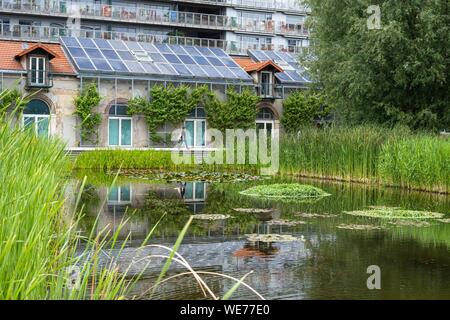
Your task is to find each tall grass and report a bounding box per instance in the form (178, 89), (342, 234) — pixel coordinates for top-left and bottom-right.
(0, 114), (261, 299)
(379, 135), (450, 193)
(280, 125), (450, 193)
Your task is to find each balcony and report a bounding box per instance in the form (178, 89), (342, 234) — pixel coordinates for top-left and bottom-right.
(0, 23), (304, 55)
(0, 1), (309, 36)
(256, 83), (283, 99)
(26, 70), (53, 89)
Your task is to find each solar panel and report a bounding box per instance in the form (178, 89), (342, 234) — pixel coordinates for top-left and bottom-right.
(248, 49), (310, 84)
(61, 36), (252, 82)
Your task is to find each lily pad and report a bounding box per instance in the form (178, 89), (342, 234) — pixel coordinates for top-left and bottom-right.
(344, 207), (444, 220)
(233, 208), (273, 214)
(388, 220), (431, 227)
(337, 224), (382, 231)
(192, 214), (230, 221)
(295, 212), (339, 219)
(245, 233), (299, 243)
(267, 219), (307, 226)
(437, 218), (450, 224)
(239, 184), (330, 200)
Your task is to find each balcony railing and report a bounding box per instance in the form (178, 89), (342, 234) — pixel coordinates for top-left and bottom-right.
(256, 83), (283, 99)
(26, 69), (53, 88)
(0, 1), (309, 36)
(0, 24), (304, 55)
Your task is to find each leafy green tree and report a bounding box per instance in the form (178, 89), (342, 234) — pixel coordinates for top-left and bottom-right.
(205, 87), (261, 132)
(281, 90), (328, 132)
(74, 83), (102, 144)
(304, 0), (450, 130)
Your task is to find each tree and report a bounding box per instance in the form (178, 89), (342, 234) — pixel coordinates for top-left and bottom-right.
(304, 0), (450, 130)
(281, 90), (328, 132)
(204, 87), (261, 132)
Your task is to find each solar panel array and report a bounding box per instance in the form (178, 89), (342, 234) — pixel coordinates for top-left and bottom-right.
(60, 37), (252, 82)
(248, 50), (311, 84)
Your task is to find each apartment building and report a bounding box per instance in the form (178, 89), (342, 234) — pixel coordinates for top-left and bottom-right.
(0, 0), (310, 55)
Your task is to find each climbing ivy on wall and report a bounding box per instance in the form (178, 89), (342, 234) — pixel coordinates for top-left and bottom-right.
(128, 84), (209, 142)
(74, 82), (102, 145)
(204, 87), (261, 133)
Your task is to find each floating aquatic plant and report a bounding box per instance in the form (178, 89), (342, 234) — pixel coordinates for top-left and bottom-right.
(295, 212), (339, 219)
(192, 214), (231, 221)
(245, 233), (299, 243)
(437, 218), (450, 224)
(336, 224), (382, 231)
(344, 207), (444, 219)
(267, 219), (307, 226)
(233, 208), (273, 214)
(239, 184), (330, 200)
(388, 220), (432, 227)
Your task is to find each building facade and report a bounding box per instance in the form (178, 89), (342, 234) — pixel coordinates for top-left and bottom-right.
(0, 34), (308, 149)
(0, 0), (309, 55)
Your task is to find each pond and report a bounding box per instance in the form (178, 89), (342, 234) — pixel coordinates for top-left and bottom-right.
(75, 172), (450, 300)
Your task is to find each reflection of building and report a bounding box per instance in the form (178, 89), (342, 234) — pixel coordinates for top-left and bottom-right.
(180, 182), (206, 213)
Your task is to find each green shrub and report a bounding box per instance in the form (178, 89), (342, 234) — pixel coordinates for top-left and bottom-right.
(281, 90), (328, 132)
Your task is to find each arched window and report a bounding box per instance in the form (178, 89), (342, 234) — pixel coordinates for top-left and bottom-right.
(108, 104), (132, 146)
(23, 99), (50, 137)
(256, 107), (275, 136)
(184, 107), (206, 148)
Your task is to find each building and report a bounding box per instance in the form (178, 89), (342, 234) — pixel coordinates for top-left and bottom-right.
(0, 0), (310, 55)
(0, 35), (309, 149)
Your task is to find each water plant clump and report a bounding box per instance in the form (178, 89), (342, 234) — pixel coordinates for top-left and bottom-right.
(388, 220), (432, 227)
(245, 234), (299, 243)
(295, 212), (339, 219)
(192, 214), (231, 220)
(337, 224), (383, 231)
(267, 219), (307, 226)
(239, 183), (330, 200)
(437, 218), (450, 224)
(344, 207), (444, 220)
(233, 208), (274, 214)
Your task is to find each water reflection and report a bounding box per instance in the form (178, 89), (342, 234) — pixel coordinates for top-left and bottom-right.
(76, 175), (450, 299)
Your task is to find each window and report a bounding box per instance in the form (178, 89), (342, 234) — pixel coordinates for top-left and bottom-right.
(260, 71), (273, 97)
(29, 56), (46, 86)
(183, 107), (206, 148)
(108, 104), (132, 146)
(107, 185), (132, 204)
(23, 99), (50, 137)
(256, 107), (275, 137)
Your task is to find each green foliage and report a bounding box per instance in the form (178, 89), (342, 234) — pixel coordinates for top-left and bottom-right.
(204, 87), (261, 132)
(304, 0), (450, 130)
(0, 88), (28, 117)
(240, 183), (330, 199)
(74, 83), (102, 145)
(128, 84), (209, 143)
(281, 90), (328, 132)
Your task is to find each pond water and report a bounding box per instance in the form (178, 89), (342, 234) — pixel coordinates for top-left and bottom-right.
(76, 172), (450, 300)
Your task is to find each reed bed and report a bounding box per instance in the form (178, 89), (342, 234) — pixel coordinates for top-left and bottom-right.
(280, 125), (450, 193)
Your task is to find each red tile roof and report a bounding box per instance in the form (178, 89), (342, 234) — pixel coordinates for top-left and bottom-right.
(15, 43), (58, 60)
(233, 57), (283, 73)
(0, 40), (75, 74)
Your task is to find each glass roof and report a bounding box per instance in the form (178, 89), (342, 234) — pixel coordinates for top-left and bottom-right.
(60, 37), (253, 83)
(247, 50), (311, 84)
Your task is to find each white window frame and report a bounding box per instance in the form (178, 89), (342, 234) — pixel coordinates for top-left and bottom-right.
(107, 185), (132, 204)
(256, 119), (275, 138)
(108, 116), (133, 147)
(260, 71), (273, 97)
(184, 118), (207, 148)
(29, 56), (46, 85)
(22, 114), (50, 137)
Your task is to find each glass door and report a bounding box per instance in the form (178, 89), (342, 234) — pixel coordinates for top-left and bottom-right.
(108, 117), (132, 146)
